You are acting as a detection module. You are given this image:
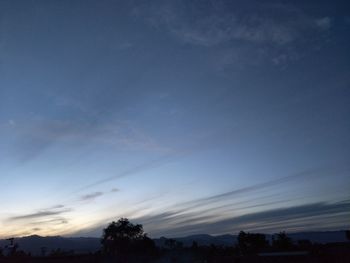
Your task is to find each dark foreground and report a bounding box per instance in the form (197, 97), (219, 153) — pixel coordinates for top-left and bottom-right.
(1, 242), (349, 263)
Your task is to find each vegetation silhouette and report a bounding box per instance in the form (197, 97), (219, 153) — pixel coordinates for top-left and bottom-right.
(272, 231), (293, 251)
(101, 217), (157, 262)
(0, 223), (349, 262)
(237, 231), (268, 255)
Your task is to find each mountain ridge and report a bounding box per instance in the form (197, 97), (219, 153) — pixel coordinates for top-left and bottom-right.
(0, 230), (347, 255)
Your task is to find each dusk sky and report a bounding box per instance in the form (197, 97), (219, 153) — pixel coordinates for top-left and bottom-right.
(0, 0), (349, 238)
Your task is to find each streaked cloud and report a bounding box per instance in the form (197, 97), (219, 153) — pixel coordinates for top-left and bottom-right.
(2, 118), (169, 162)
(138, 201), (350, 237)
(70, 165), (350, 237)
(8, 206), (71, 221)
(80, 192), (104, 201)
(0, 0), (348, 239)
(315, 17), (332, 30)
(135, 0), (331, 45)
(132, 0), (334, 68)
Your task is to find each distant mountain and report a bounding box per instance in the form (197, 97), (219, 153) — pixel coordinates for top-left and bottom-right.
(0, 231), (347, 255)
(0, 235), (101, 255)
(287, 231), (348, 244)
(154, 230), (348, 247)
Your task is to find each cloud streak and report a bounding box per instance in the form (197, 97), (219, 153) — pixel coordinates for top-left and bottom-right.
(172, 166), (346, 212)
(8, 206), (71, 221)
(80, 192), (104, 201)
(135, 0), (331, 46)
(138, 201), (350, 237)
(132, 0), (333, 68)
(2, 118), (168, 163)
(71, 165), (350, 237)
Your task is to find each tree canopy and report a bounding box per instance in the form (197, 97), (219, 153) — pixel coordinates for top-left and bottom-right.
(101, 218), (156, 259)
(272, 232), (293, 250)
(237, 231), (268, 255)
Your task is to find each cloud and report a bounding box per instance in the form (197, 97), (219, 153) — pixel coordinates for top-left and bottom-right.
(80, 191), (104, 201)
(138, 201), (350, 237)
(135, 1), (329, 46)
(71, 165), (349, 237)
(29, 217), (68, 226)
(9, 211), (65, 221)
(72, 199), (350, 238)
(133, 0), (334, 68)
(116, 42), (133, 50)
(174, 166), (341, 211)
(111, 188), (119, 192)
(73, 127), (244, 193)
(48, 204), (65, 209)
(73, 132), (217, 192)
(315, 17), (331, 30)
(8, 206), (71, 221)
(75, 153), (178, 192)
(171, 15), (297, 46)
(3, 118), (168, 163)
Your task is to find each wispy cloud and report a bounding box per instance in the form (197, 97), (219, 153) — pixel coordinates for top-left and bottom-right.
(72, 198), (350, 238)
(8, 206), (71, 221)
(136, 0), (331, 45)
(137, 201), (350, 237)
(71, 165), (349, 237)
(315, 17), (331, 30)
(133, 0), (333, 67)
(74, 153), (178, 192)
(29, 217), (68, 226)
(3, 205), (72, 237)
(80, 192), (104, 201)
(3, 118), (169, 162)
(172, 166), (346, 213)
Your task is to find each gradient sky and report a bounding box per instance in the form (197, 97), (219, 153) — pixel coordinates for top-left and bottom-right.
(0, 0), (349, 238)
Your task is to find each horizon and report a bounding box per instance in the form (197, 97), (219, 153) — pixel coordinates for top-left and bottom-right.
(1, 229), (348, 240)
(0, 0), (349, 239)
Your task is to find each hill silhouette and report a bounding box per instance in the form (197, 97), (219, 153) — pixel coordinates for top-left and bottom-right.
(1, 230), (347, 255)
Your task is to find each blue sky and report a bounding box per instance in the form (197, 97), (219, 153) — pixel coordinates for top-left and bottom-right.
(0, 0), (349, 238)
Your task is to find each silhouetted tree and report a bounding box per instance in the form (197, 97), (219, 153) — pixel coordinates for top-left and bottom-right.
(5, 238), (19, 257)
(297, 239), (312, 250)
(101, 218), (143, 255)
(175, 240), (183, 249)
(164, 238), (176, 249)
(191, 241), (198, 250)
(41, 246), (47, 257)
(237, 231), (268, 255)
(272, 232), (293, 251)
(101, 218), (156, 260)
(346, 230), (350, 242)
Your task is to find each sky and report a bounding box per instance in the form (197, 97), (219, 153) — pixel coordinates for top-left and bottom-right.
(0, 0), (349, 238)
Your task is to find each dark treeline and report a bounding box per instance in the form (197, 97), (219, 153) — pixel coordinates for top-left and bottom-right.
(0, 219), (349, 262)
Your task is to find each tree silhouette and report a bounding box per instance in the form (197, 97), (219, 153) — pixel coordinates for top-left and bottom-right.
(272, 232), (293, 251)
(5, 238), (18, 257)
(237, 231), (268, 255)
(164, 238), (176, 249)
(191, 241), (198, 250)
(101, 218), (156, 260)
